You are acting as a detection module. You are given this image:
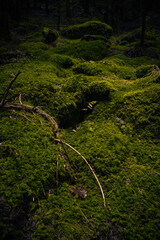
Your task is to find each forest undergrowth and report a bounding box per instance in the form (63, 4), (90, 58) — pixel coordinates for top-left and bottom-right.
(0, 20), (160, 240)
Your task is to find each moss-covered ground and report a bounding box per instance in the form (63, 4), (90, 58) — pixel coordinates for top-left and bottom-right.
(0, 24), (160, 240)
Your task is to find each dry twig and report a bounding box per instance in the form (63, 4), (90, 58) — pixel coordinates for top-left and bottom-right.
(54, 139), (106, 207)
(0, 71), (21, 107)
(2, 98), (106, 206)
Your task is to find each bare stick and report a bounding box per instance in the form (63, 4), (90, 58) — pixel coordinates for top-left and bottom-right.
(0, 71), (21, 107)
(54, 139), (106, 207)
(56, 161), (59, 195)
(19, 93), (22, 105)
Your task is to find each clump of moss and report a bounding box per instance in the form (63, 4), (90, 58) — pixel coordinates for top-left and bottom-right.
(52, 40), (109, 61)
(61, 21), (113, 39)
(136, 65), (158, 78)
(116, 85), (160, 138)
(42, 27), (59, 44)
(18, 41), (50, 56)
(85, 80), (112, 101)
(50, 54), (74, 68)
(102, 56), (137, 80)
(73, 62), (102, 75)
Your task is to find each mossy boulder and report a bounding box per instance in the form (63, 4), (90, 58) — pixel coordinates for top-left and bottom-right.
(42, 27), (59, 43)
(73, 62), (102, 75)
(52, 40), (109, 61)
(61, 21), (113, 39)
(18, 41), (49, 56)
(85, 80), (111, 101)
(136, 65), (158, 78)
(50, 54), (74, 68)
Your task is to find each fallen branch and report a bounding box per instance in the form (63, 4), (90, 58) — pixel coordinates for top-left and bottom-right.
(3, 103), (59, 137)
(2, 101), (106, 207)
(54, 139), (106, 207)
(0, 71), (21, 107)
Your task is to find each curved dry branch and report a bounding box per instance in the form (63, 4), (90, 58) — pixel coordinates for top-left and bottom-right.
(54, 139), (106, 207)
(3, 102), (106, 207)
(4, 103), (59, 137)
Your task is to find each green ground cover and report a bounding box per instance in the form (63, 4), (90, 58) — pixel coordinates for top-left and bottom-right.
(0, 23), (160, 239)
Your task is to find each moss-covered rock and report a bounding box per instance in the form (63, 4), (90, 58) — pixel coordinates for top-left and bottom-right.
(52, 40), (109, 61)
(50, 54), (74, 68)
(61, 21), (113, 39)
(136, 65), (158, 78)
(18, 41), (50, 56)
(85, 80), (111, 101)
(73, 62), (102, 75)
(42, 27), (59, 44)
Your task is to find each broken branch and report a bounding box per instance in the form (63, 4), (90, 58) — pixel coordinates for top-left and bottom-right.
(54, 139), (106, 207)
(0, 71), (21, 107)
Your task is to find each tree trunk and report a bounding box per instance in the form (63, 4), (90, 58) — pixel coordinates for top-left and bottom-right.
(140, 9), (147, 46)
(103, 0), (109, 23)
(45, 0), (49, 15)
(26, 0), (30, 8)
(140, 0), (149, 46)
(83, 0), (90, 15)
(0, 0), (11, 41)
(34, 0), (37, 9)
(66, 0), (71, 19)
(57, 1), (61, 30)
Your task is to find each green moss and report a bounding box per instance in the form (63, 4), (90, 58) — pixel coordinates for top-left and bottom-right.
(18, 41), (50, 56)
(1, 23), (160, 240)
(85, 80), (111, 101)
(42, 27), (59, 43)
(50, 54), (74, 68)
(73, 62), (102, 75)
(61, 21), (113, 39)
(136, 65), (158, 78)
(52, 40), (109, 61)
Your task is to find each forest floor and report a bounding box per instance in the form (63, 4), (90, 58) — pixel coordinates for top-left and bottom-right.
(0, 15), (160, 240)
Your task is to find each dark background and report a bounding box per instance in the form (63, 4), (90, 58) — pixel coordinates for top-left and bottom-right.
(0, 0), (160, 42)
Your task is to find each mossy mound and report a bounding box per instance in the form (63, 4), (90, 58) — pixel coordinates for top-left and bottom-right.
(42, 27), (59, 44)
(119, 86), (160, 138)
(18, 41), (50, 56)
(1, 26), (160, 240)
(73, 62), (102, 75)
(136, 65), (158, 78)
(50, 54), (74, 68)
(52, 40), (109, 61)
(61, 21), (113, 39)
(85, 80), (111, 101)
